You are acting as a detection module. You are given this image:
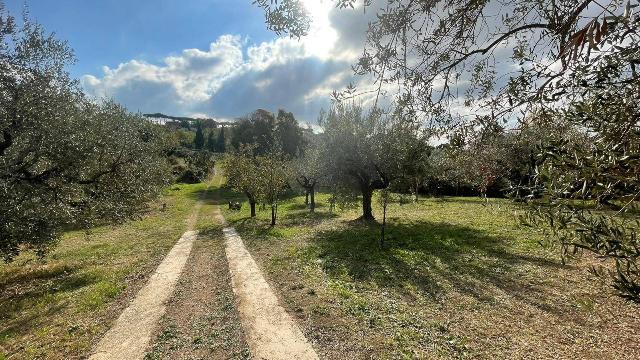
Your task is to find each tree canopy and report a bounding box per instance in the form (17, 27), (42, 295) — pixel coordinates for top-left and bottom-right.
(231, 108), (306, 157)
(258, 1), (639, 128)
(0, 8), (171, 260)
(194, 121), (205, 149)
(320, 102), (416, 220)
(223, 148), (261, 217)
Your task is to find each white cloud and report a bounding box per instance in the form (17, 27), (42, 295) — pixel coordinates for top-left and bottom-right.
(80, 3), (381, 122)
(246, 37), (306, 70)
(82, 24), (364, 122)
(81, 1), (533, 126)
(82, 35), (244, 105)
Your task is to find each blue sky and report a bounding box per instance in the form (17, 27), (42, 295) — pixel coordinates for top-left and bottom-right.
(7, 1), (270, 78)
(6, 0), (373, 122)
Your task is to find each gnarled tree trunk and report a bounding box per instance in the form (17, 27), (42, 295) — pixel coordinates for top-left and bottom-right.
(361, 187), (374, 221)
(297, 176), (317, 212)
(357, 167), (389, 221)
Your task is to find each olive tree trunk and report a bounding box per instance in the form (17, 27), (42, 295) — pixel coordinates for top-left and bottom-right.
(361, 187), (374, 221)
(270, 203), (278, 226)
(309, 186), (316, 213)
(245, 192), (256, 217)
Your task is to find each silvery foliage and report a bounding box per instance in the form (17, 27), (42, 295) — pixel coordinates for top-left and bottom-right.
(0, 7), (171, 260)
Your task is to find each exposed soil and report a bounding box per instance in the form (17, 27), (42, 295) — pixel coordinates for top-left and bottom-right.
(88, 195), (204, 360)
(241, 231), (377, 360)
(144, 225), (250, 359)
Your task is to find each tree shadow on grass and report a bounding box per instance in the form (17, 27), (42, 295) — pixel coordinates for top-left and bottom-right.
(227, 209), (339, 240)
(306, 219), (569, 315)
(280, 208), (338, 224)
(0, 263), (80, 290)
(0, 267), (101, 343)
(282, 201), (329, 211)
(187, 184), (243, 206)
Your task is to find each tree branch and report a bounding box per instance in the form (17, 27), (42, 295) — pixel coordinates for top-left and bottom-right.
(440, 23), (551, 73)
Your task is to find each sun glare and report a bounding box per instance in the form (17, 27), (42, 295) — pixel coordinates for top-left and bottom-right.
(299, 0), (338, 58)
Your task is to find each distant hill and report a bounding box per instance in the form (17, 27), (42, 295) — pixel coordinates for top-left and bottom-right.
(143, 113), (236, 127)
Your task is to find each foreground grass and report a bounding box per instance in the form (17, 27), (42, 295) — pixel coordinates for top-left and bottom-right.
(222, 192), (640, 359)
(0, 183), (209, 359)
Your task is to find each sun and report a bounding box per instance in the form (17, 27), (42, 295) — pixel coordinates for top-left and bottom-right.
(299, 0), (338, 58)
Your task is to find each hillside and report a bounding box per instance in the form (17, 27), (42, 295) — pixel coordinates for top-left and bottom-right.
(143, 113), (236, 127)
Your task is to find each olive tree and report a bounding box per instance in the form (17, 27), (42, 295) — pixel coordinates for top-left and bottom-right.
(293, 136), (324, 212)
(522, 68), (640, 302)
(256, 153), (291, 226)
(446, 120), (512, 200)
(223, 149), (261, 217)
(319, 103), (410, 221)
(518, 8), (640, 301)
(0, 8), (170, 260)
(391, 118), (432, 202)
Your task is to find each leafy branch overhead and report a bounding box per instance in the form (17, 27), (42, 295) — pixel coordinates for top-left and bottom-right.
(258, 0), (639, 127)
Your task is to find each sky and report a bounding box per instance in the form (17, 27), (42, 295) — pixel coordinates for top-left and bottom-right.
(6, 0), (374, 123)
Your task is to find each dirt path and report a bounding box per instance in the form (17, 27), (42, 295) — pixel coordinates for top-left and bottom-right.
(88, 202), (203, 360)
(144, 213), (250, 359)
(217, 209), (319, 360)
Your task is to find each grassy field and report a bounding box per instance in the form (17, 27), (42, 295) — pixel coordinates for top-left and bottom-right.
(0, 182), (210, 359)
(222, 191), (640, 359)
(2, 177), (638, 360)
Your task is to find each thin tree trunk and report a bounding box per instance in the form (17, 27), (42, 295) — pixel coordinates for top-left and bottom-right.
(381, 201), (387, 248)
(250, 201), (256, 217)
(305, 191), (309, 205)
(271, 205), (276, 226)
(309, 186), (315, 213)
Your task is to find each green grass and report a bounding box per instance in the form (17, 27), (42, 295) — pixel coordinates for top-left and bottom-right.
(3, 177), (636, 359)
(221, 190), (639, 359)
(0, 182), (209, 360)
